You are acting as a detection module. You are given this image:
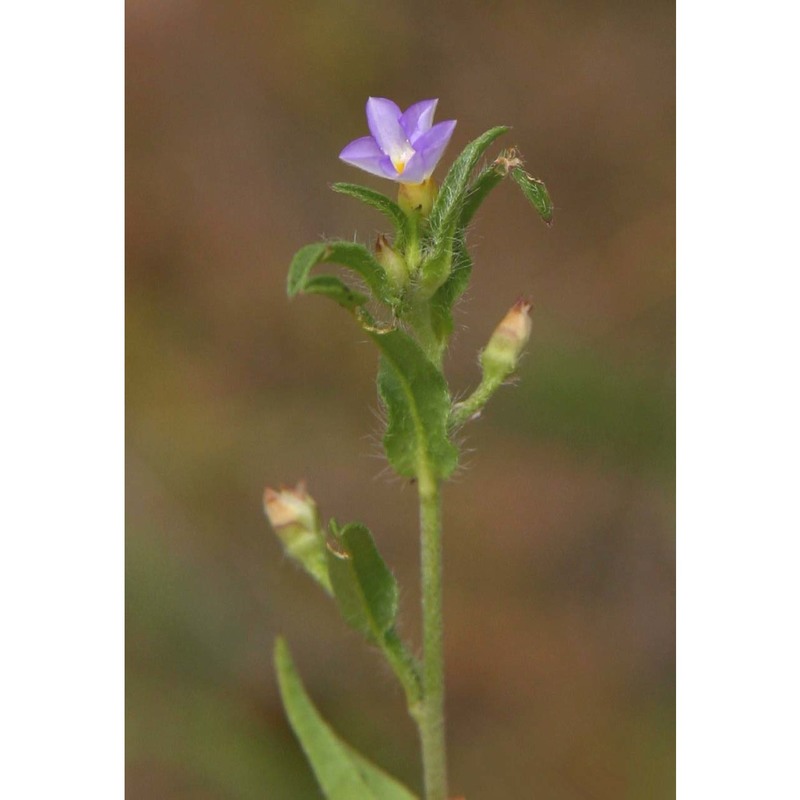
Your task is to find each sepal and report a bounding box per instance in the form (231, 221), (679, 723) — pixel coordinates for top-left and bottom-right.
(264, 483), (332, 593)
(397, 178), (437, 218)
(480, 297), (533, 379)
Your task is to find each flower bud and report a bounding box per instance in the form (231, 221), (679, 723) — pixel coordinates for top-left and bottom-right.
(374, 234), (409, 291)
(398, 177), (438, 217)
(264, 482), (331, 592)
(480, 298), (533, 379)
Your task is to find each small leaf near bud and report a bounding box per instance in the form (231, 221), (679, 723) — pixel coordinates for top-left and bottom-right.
(374, 234), (410, 291)
(480, 297), (533, 378)
(264, 482), (331, 593)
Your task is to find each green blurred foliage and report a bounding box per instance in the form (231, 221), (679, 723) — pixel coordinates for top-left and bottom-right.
(127, 0), (674, 796)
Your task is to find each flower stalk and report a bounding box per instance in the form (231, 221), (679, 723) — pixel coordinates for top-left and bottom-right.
(450, 298), (533, 428)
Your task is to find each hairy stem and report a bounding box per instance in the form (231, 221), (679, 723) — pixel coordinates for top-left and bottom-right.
(417, 469), (447, 800)
(449, 373), (504, 429)
(381, 628), (423, 709)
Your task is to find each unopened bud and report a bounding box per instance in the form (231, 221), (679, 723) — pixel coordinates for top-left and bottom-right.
(265, 481), (317, 531)
(375, 234), (409, 291)
(264, 482), (331, 592)
(480, 298), (533, 379)
(398, 177), (438, 217)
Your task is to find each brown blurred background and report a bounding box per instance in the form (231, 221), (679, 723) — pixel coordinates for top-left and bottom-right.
(126, 0), (675, 797)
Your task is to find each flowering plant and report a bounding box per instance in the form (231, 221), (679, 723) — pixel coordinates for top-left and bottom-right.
(265, 97), (553, 800)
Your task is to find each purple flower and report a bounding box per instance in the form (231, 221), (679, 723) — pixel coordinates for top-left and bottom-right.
(339, 97), (457, 184)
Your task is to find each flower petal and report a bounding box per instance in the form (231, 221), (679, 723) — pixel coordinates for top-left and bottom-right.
(365, 97), (406, 156)
(339, 135), (390, 178)
(400, 99), (438, 143)
(411, 119), (457, 179)
(395, 152), (429, 184)
(377, 154), (402, 180)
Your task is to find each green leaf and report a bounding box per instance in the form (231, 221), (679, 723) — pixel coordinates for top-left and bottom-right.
(429, 232), (472, 342)
(303, 276), (369, 311)
(344, 744), (419, 800)
(325, 519), (422, 702)
(418, 127), (508, 298)
(428, 125), (509, 242)
(287, 242), (393, 306)
(369, 327), (458, 479)
(274, 638), (418, 800)
(510, 166), (554, 224)
(459, 160), (506, 228)
(327, 523), (398, 642)
(331, 183), (409, 248)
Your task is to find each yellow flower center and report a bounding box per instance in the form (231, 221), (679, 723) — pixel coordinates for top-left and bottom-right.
(389, 140), (415, 176)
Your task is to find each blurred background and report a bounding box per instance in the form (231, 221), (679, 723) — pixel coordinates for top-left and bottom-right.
(126, 0), (674, 797)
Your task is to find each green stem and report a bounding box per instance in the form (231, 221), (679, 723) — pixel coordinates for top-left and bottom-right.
(449, 373), (504, 429)
(380, 628), (422, 709)
(417, 469), (447, 800)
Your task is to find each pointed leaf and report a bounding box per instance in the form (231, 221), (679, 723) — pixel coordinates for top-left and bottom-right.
(303, 275), (369, 311)
(287, 241), (393, 306)
(331, 183), (409, 248)
(510, 166), (554, 224)
(419, 127), (508, 297)
(344, 744), (418, 800)
(369, 327), (458, 479)
(459, 161), (506, 228)
(274, 638), (418, 800)
(327, 523), (398, 642)
(428, 126), (509, 243)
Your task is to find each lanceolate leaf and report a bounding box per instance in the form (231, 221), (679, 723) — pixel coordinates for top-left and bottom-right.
(274, 638), (418, 800)
(459, 160), (506, 229)
(419, 127), (508, 298)
(369, 327), (458, 479)
(428, 126), (509, 244)
(510, 166), (554, 224)
(331, 183), (410, 248)
(287, 242), (393, 306)
(326, 523), (422, 705)
(344, 744), (419, 800)
(303, 276), (369, 310)
(327, 523), (398, 642)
